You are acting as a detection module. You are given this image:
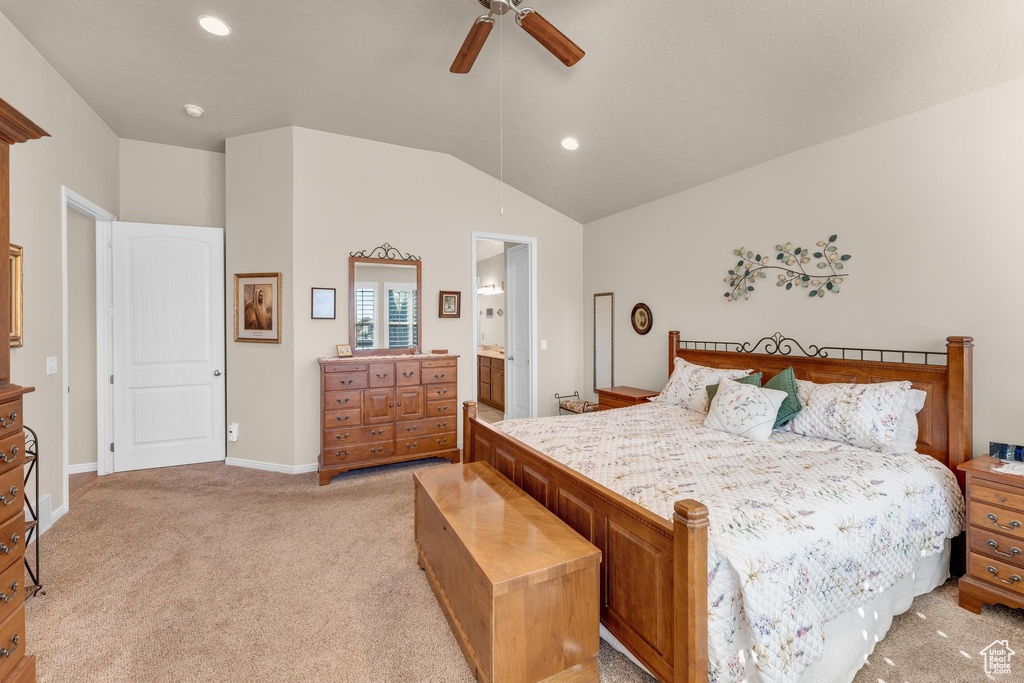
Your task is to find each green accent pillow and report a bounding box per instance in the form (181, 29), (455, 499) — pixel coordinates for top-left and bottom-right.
(764, 367), (802, 427)
(705, 373), (763, 410)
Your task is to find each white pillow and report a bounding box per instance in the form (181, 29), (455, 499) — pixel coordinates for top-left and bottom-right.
(888, 388), (927, 453)
(787, 379), (912, 451)
(654, 358), (753, 413)
(704, 377), (788, 442)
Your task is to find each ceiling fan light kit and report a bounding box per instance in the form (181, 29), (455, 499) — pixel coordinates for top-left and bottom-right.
(450, 0), (585, 74)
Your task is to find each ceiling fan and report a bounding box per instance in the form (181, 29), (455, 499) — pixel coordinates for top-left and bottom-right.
(450, 0), (585, 74)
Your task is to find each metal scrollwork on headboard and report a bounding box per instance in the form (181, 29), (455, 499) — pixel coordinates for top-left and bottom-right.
(349, 243), (421, 261)
(677, 331), (947, 366)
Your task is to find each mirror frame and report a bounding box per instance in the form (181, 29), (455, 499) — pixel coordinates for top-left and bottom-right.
(348, 244), (422, 356)
(593, 292), (614, 391)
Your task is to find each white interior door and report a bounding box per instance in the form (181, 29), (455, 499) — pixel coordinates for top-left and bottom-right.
(505, 244), (531, 419)
(112, 222), (225, 472)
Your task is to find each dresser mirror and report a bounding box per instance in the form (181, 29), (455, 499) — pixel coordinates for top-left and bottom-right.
(349, 243), (422, 355)
(594, 292), (614, 391)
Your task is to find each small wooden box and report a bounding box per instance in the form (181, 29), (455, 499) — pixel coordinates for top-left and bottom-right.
(415, 463), (601, 683)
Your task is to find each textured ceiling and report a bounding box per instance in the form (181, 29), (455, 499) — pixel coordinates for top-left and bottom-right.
(4, 1), (1024, 223)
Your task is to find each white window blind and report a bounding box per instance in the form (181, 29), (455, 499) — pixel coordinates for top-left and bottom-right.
(355, 282), (377, 349)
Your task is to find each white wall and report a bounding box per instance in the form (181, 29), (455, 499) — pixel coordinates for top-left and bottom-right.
(1, 10), (120, 517)
(583, 75), (1024, 454)
(476, 252), (506, 347)
(119, 139), (225, 227)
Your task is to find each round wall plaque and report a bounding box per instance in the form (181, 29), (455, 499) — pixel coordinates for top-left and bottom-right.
(631, 303), (653, 335)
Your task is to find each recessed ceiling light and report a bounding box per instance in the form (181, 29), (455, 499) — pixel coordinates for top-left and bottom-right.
(184, 104), (205, 118)
(198, 15), (231, 36)
(561, 137), (579, 151)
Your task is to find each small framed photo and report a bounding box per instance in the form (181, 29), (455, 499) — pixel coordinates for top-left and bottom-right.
(311, 287), (336, 319)
(439, 290), (461, 318)
(336, 344), (353, 358)
(234, 273), (282, 343)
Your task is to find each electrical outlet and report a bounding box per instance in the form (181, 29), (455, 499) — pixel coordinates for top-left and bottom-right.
(228, 423), (239, 442)
(46, 356), (57, 375)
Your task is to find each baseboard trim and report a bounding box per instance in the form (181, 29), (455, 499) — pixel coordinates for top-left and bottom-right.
(224, 457), (318, 475)
(68, 462), (98, 474)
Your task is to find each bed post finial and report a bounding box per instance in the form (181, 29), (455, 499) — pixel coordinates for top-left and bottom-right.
(668, 330), (680, 378)
(946, 336), (974, 490)
(673, 499), (708, 683)
(462, 401), (478, 464)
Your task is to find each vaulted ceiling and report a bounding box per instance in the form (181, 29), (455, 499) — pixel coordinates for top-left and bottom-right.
(4, 1), (1024, 223)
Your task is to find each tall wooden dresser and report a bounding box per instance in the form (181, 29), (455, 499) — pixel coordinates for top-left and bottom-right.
(319, 354), (460, 485)
(0, 98), (47, 682)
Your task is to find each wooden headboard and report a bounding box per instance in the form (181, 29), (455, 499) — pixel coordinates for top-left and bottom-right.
(669, 331), (973, 489)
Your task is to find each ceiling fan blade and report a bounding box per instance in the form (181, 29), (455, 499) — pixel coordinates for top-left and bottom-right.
(517, 9), (584, 67)
(450, 16), (494, 74)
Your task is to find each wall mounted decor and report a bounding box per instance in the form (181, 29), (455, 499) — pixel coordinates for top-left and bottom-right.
(631, 303), (652, 335)
(234, 272), (282, 343)
(439, 290), (461, 318)
(9, 244), (22, 348)
(724, 235), (851, 301)
(311, 287), (336, 319)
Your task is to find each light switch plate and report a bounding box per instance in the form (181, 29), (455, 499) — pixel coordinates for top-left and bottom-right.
(228, 423), (239, 442)
(46, 356), (57, 375)
(540, 339), (548, 351)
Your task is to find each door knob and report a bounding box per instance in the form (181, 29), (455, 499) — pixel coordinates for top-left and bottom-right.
(213, 370), (222, 376)
(507, 356), (514, 362)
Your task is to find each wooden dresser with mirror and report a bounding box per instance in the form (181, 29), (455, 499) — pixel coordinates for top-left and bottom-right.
(318, 244), (459, 486)
(0, 97), (47, 682)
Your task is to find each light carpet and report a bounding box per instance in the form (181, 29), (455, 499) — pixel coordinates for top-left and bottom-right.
(26, 461), (1024, 682)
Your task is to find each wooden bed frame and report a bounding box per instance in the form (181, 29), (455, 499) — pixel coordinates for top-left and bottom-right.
(462, 331), (973, 683)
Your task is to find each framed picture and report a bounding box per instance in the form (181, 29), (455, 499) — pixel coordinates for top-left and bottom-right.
(311, 287), (336, 319)
(336, 344), (353, 358)
(234, 273), (282, 343)
(439, 290), (461, 318)
(9, 244), (22, 348)
(631, 302), (653, 335)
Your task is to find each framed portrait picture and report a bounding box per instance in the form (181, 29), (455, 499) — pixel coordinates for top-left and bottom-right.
(311, 287), (336, 319)
(336, 344), (353, 358)
(439, 290), (461, 318)
(631, 302), (653, 335)
(234, 273), (282, 343)
(9, 244), (22, 348)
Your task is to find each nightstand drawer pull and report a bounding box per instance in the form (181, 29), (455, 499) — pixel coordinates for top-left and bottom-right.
(1001, 497), (1008, 502)
(987, 565), (1023, 585)
(986, 513), (1022, 531)
(986, 539), (1023, 558)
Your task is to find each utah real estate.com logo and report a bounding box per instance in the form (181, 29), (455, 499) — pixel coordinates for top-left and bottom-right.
(981, 640), (1014, 676)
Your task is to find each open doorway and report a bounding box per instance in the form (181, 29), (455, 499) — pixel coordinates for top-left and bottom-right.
(471, 232), (537, 423)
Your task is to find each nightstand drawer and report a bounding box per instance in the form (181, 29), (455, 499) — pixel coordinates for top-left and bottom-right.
(970, 501), (1024, 541)
(970, 529), (1024, 570)
(972, 482), (1024, 510)
(969, 553), (1024, 596)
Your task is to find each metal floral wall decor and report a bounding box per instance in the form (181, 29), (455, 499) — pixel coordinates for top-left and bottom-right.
(723, 235), (851, 301)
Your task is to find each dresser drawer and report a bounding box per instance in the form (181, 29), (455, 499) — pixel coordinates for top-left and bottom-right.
(322, 441), (394, 466)
(397, 433), (456, 456)
(325, 373), (368, 391)
(397, 416), (456, 438)
(0, 563), (22, 626)
(970, 501), (1024, 541)
(970, 528), (1024, 570)
(422, 359), (456, 369)
(425, 383), (456, 401)
(323, 409), (361, 427)
(396, 361), (421, 386)
(0, 401), (21, 442)
(0, 471), (22, 528)
(426, 399), (457, 417)
(973, 482), (1024, 510)
(4, 654), (33, 683)
(323, 390), (361, 411)
(323, 362), (368, 373)
(423, 367), (456, 384)
(0, 434), (24, 478)
(0, 604), (25, 681)
(0, 515), (23, 574)
(969, 552), (1024, 596)
(368, 363), (395, 388)
(323, 425), (392, 448)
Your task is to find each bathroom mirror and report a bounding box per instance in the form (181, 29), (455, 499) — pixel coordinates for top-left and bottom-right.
(594, 292), (614, 391)
(348, 243), (421, 355)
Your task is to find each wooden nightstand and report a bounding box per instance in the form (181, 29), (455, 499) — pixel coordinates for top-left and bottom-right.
(595, 386), (659, 410)
(957, 456), (1024, 614)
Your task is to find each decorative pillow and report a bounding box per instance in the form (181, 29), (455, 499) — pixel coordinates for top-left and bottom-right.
(763, 367), (802, 428)
(704, 377), (788, 442)
(654, 358), (753, 413)
(888, 388), (927, 452)
(705, 373), (763, 410)
(787, 379), (912, 451)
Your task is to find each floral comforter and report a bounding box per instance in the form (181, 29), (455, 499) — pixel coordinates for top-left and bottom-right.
(495, 402), (964, 683)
